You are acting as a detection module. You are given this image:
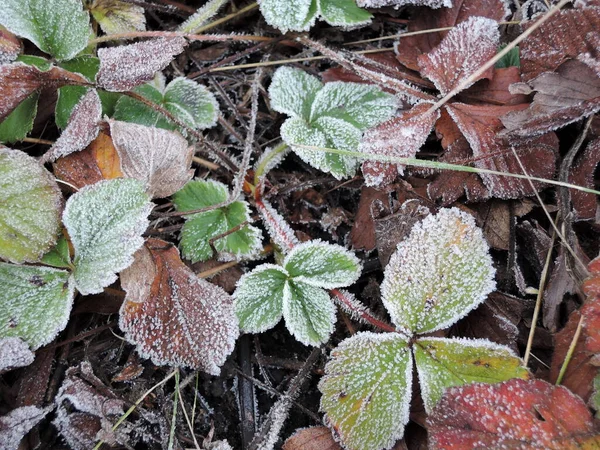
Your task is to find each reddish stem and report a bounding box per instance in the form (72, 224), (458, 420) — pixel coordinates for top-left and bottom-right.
(330, 289), (397, 333)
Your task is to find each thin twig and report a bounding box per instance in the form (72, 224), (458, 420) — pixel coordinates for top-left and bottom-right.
(556, 313), (585, 385)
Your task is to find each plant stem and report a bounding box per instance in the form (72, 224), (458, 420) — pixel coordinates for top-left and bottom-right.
(167, 369), (180, 450)
(193, 2), (259, 34)
(555, 313), (585, 385)
(89, 30), (271, 45)
(330, 289), (397, 333)
(254, 142), (288, 185)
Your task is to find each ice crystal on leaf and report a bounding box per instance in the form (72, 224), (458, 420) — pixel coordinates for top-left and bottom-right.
(0, 148), (63, 263)
(119, 239), (239, 374)
(108, 120), (194, 198)
(172, 179), (263, 263)
(0, 0), (91, 61)
(0, 263), (75, 349)
(234, 240), (361, 346)
(113, 75), (219, 132)
(87, 0), (147, 35)
(381, 208), (496, 335)
(319, 332), (413, 450)
(269, 67), (397, 179)
(0, 405), (51, 449)
(357, 0), (451, 7)
(63, 178), (152, 295)
(178, 0), (228, 33)
(259, 0), (372, 33)
(0, 337), (35, 372)
(319, 208), (527, 450)
(96, 37), (187, 92)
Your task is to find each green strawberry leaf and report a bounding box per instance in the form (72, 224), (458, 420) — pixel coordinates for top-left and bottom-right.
(40, 235), (72, 269)
(319, 0), (372, 27)
(284, 240), (361, 288)
(258, 0), (317, 33)
(178, 0), (228, 33)
(234, 264), (289, 333)
(0, 0), (91, 61)
(283, 280), (336, 346)
(381, 208), (496, 335)
(413, 337), (529, 413)
(173, 180), (262, 262)
(0, 93), (38, 143)
(0, 148), (63, 263)
(319, 332), (412, 450)
(0, 263), (74, 349)
(63, 178), (152, 295)
(269, 66), (323, 119)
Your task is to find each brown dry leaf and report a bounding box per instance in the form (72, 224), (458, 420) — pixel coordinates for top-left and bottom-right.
(0, 405), (51, 449)
(282, 426), (342, 450)
(447, 102), (558, 199)
(520, 7), (600, 81)
(108, 120), (193, 198)
(417, 16), (499, 96)
(0, 27), (21, 64)
(570, 137), (600, 221)
(96, 37), (187, 92)
(0, 63), (86, 121)
(550, 255), (600, 401)
(53, 132), (123, 189)
(349, 186), (392, 251)
(501, 60), (600, 137)
(459, 67), (529, 106)
(0, 337), (34, 373)
(428, 378), (600, 449)
(479, 200), (511, 250)
(360, 103), (439, 187)
(119, 238), (239, 374)
(395, 0), (508, 71)
(43, 90), (102, 163)
(579, 31), (600, 77)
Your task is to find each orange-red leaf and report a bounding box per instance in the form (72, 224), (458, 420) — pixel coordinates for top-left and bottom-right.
(282, 426), (342, 450)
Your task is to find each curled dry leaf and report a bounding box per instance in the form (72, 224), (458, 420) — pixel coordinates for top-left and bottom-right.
(520, 7), (600, 81)
(569, 138), (600, 221)
(43, 89), (102, 163)
(501, 60), (600, 137)
(119, 238), (239, 374)
(428, 378), (600, 449)
(0, 337), (34, 373)
(282, 426), (343, 450)
(0, 27), (21, 64)
(417, 16), (500, 96)
(96, 37), (187, 92)
(108, 120), (193, 198)
(0, 405), (51, 450)
(0, 63), (87, 121)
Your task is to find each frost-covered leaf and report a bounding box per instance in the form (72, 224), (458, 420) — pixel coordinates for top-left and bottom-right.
(113, 76), (219, 131)
(96, 37), (187, 92)
(0, 263), (75, 349)
(0, 26), (21, 64)
(0, 63), (87, 122)
(501, 60), (600, 137)
(0, 337), (34, 372)
(44, 90), (102, 163)
(235, 264), (289, 333)
(360, 102), (439, 187)
(413, 337), (528, 412)
(63, 178), (152, 295)
(284, 280), (336, 346)
(172, 179), (263, 262)
(381, 208), (496, 335)
(119, 238), (239, 374)
(271, 67), (397, 179)
(319, 0), (372, 28)
(0, 148), (63, 263)
(0, 406), (51, 449)
(428, 379), (600, 449)
(88, 0), (146, 35)
(447, 102), (558, 199)
(178, 0), (228, 33)
(269, 66), (323, 119)
(418, 16), (500, 95)
(319, 332), (412, 450)
(284, 240), (361, 288)
(0, 93), (38, 144)
(259, 0), (317, 33)
(0, 0), (91, 61)
(357, 0), (450, 6)
(108, 120), (193, 198)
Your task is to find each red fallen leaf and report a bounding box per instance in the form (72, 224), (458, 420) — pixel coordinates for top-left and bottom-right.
(360, 102), (440, 187)
(349, 186), (392, 252)
(417, 16), (499, 95)
(0, 27), (21, 64)
(520, 7), (600, 81)
(282, 426), (342, 450)
(569, 138), (600, 221)
(0, 406), (51, 449)
(0, 63), (87, 121)
(459, 67), (529, 106)
(42, 90), (102, 163)
(96, 37), (187, 92)
(119, 238), (239, 374)
(550, 255), (600, 402)
(53, 132), (123, 189)
(447, 102), (558, 199)
(501, 60), (600, 137)
(428, 378), (600, 449)
(395, 0), (509, 71)
(579, 31), (600, 78)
